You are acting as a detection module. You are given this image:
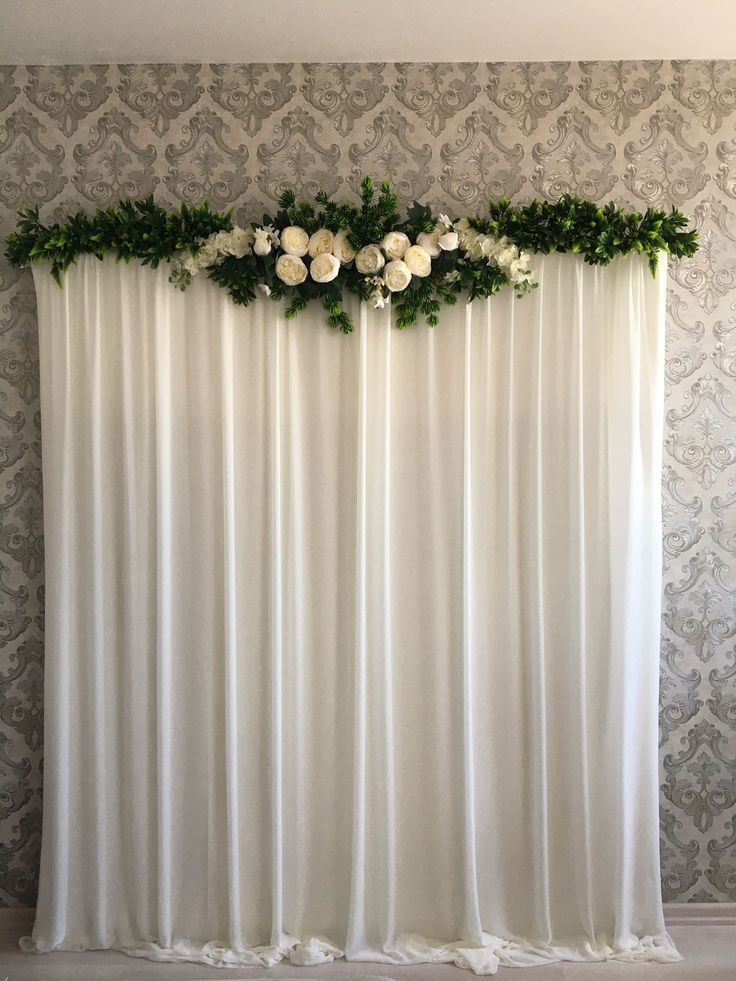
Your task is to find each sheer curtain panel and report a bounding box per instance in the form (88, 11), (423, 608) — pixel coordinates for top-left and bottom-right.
(24, 254), (679, 975)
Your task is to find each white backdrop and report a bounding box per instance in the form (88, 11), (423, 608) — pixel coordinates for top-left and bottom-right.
(25, 254), (679, 975)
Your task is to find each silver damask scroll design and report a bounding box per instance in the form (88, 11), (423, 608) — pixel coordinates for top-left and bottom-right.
(660, 638), (703, 743)
(347, 106), (433, 202)
(707, 818), (736, 899)
(26, 65), (111, 138)
(578, 61), (664, 135)
(394, 63), (479, 137)
(671, 61), (736, 136)
(666, 375), (736, 490)
(119, 64), (203, 138)
(663, 719), (736, 833)
(72, 108), (159, 205)
(256, 107), (341, 205)
(531, 106), (617, 200)
(439, 107), (525, 207)
(659, 809), (702, 900)
(486, 62), (571, 136)
(164, 106), (250, 206)
(302, 63), (386, 137)
(0, 108), (66, 209)
(623, 106), (709, 209)
(212, 64), (296, 137)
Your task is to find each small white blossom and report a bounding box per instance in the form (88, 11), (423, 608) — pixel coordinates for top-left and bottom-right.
(258, 283), (272, 297)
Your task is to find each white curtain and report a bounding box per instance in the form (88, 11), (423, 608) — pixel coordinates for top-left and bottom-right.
(25, 253), (680, 975)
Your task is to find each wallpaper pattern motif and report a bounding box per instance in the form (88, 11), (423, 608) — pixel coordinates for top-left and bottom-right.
(0, 61), (735, 906)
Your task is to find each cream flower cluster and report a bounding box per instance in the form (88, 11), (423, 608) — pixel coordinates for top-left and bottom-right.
(169, 225), (254, 288)
(454, 218), (534, 290)
(351, 216), (460, 309)
(169, 213), (535, 304)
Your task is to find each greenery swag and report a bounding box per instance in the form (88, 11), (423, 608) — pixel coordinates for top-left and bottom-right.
(5, 179), (699, 333)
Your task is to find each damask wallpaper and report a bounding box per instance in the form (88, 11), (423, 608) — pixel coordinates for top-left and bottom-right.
(0, 61), (735, 907)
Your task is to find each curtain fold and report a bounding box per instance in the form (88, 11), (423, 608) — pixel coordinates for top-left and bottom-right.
(25, 253), (679, 975)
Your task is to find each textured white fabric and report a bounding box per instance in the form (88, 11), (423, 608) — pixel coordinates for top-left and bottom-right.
(25, 254), (679, 975)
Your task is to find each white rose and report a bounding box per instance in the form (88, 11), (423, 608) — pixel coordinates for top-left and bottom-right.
(495, 246), (517, 268)
(417, 230), (442, 258)
(380, 231), (411, 260)
(355, 244), (385, 275)
(224, 226), (253, 258)
(383, 259), (412, 292)
(280, 226), (309, 256)
(308, 228), (334, 258)
(253, 228), (272, 256)
(439, 231), (459, 251)
(310, 252), (341, 283)
(403, 245), (432, 278)
(332, 229), (357, 264)
(275, 253), (308, 286)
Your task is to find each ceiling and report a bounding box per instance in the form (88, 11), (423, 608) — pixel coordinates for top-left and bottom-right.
(3, 0), (736, 64)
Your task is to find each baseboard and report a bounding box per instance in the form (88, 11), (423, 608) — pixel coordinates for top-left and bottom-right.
(1, 904), (734, 934)
(664, 902), (736, 926)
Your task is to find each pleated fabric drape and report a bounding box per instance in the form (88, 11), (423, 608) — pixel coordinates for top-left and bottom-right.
(25, 254), (680, 975)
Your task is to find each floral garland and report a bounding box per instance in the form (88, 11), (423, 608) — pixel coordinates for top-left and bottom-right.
(5, 179), (699, 333)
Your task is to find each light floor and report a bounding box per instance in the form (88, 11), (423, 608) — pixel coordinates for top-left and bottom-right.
(1, 926), (735, 981)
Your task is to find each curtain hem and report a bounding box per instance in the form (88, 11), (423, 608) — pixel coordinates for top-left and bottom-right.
(19, 930), (682, 976)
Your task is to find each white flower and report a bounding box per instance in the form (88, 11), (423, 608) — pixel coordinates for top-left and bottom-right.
(183, 255), (200, 276)
(275, 253), (308, 286)
(280, 226), (310, 256)
(366, 275), (388, 309)
(380, 230), (411, 260)
(253, 228), (273, 256)
(417, 229), (442, 258)
(508, 256), (531, 282)
(403, 245), (432, 278)
(332, 229), (356, 264)
(224, 226), (253, 258)
(197, 241), (220, 267)
(383, 259), (412, 292)
(438, 213), (454, 231)
(258, 283), (272, 297)
(444, 270), (461, 284)
(439, 231), (459, 251)
(308, 227), (334, 258)
(355, 244), (385, 275)
(495, 245), (517, 268)
(310, 252), (341, 283)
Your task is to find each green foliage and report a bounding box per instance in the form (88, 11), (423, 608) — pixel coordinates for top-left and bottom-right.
(4, 189), (699, 334)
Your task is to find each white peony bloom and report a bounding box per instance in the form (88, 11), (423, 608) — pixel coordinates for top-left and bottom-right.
(383, 259), (412, 292)
(223, 226), (253, 258)
(280, 226), (310, 256)
(439, 231), (459, 251)
(275, 253), (308, 286)
(258, 283), (272, 297)
(183, 255), (200, 276)
(417, 229), (442, 258)
(310, 252), (341, 283)
(380, 231), (411, 260)
(308, 227), (334, 258)
(332, 229), (357, 264)
(403, 245), (432, 278)
(355, 244), (385, 275)
(253, 228), (273, 256)
(197, 241), (220, 267)
(495, 245), (518, 268)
